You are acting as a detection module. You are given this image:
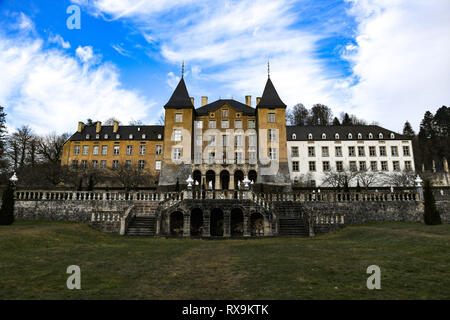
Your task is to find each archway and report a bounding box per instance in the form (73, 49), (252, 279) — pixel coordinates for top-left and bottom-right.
(170, 211), (184, 236)
(248, 170), (257, 184)
(234, 170), (244, 189)
(250, 212), (264, 236)
(206, 170), (216, 190)
(210, 208), (224, 236)
(230, 208), (244, 237)
(190, 208), (203, 236)
(220, 170), (230, 190)
(193, 170), (202, 186)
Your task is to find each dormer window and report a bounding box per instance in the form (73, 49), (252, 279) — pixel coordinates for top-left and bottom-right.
(348, 133), (353, 139)
(322, 133), (326, 139)
(335, 133), (340, 139)
(129, 134), (133, 139)
(142, 134), (146, 139)
(116, 134), (120, 139)
(158, 134), (162, 139)
(379, 133), (384, 139)
(86, 134), (90, 139)
(390, 133), (395, 139)
(368, 133), (373, 139)
(292, 133), (297, 140)
(137, 127), (141, 131)
(358, 133), (362, 139)
(96, 134), (100, 139)
(308, 133), (313, 140)
(104, 134), (108, 139)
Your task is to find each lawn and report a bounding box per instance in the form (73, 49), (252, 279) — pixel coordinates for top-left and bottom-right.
(0, 221), (449, 299)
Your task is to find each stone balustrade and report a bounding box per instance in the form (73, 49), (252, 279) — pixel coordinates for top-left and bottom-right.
(91, 211), (122, 222)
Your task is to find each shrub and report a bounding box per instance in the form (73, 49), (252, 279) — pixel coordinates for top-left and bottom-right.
(0, 182), (15, 225)
(423, 180), (442, 225)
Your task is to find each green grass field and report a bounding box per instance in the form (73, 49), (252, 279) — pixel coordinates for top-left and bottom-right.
(0, 221), (449, 299)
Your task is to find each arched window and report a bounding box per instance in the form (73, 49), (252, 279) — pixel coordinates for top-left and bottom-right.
(368, 133), (373, 139)
(86, 134), (90, 139)
(358, 133), (362, 139)
(116, 134), (120, 139)
(335, 133), (340, 140)
(390, 133), (395, 139)
(348, 133), (353, 139)
(322, 133), (326, 139)
(129, 134), (133, 139)
(379, 133), (383, 139)
(158, 134), (162, 139)
(104, 134), (108, 139)
(308, 133), (313, 140)
(96, 134), (100, 139)
(142, 134), (146, 139)
(292, 133), (297, 140)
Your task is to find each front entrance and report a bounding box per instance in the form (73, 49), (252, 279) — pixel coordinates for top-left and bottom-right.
(170, 211), (184, 236)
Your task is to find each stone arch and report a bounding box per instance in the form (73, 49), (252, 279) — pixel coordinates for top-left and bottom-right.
(169, 211), (184, 236)
(210, 208), (224, 237)
(193, 170), (202, 186)
(190, 208), (203, 236)
(250, 212), (264, 236)
(234, 170), (244, 189)
(220, 170), (230, 190)
(248, 170), (257, 184)
(206, 170), (216, 189)
(230, 208), (244, 236)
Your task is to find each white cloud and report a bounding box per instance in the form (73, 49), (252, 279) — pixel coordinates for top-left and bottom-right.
(75, 45), (95, 63)
(166, 72), (180, 89)
(112, 44), (131, 57)
(344, 0), (450, 131)
(48, 34), (71, 49)
(0, 15), (155, 134)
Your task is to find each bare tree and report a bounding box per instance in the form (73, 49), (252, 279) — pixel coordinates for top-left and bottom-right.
(104, 117), (121, 125)
(321, 170), (357, 189)
(7, 125), (36, 169)
(129, 119), (144, 126)
(158, 113), (165, 126)
(111, 163), (155, 190)
(356, 169), (385, 189)
(384, 170), (416, 187)
(37, 132), (70, 163)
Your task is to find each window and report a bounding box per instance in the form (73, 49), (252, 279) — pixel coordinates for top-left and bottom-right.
(208, 135), (216, 146)
(309, 161), (316, 171)
(249, 135), (257, 147)
(335, 133), (340, 140)
(292, 161), (299, 172)
(208, 120), (216, 129)
(222, 109), (228, 118)
(391, 146), (398, 156)
(369, 146), (376, 156)
(221, 120), (229, 129)
(234, 120), (242, 129)
(195, 121), (203, 129)
(268, 129), (276, 142)
(173, 129), (182, 142)
(125, 160), (132, 169)
(348, 146), (355, 156)
(222, 135), (228, 147)
(323, 161), (330, 171)
(291, 146), (299, 157)
(292, 133), (297, 140)
(208, 152), (215, 164)
(91, 145), (99, 155)
(235, 152), (243, 164)
(194, 152), (202, 164)
(390, 133), (395, 139)
(74, 145), (80, 155)
(369, 133), (373, 139)
(155, 160), (161, 171)
(104, 134), (109, 139)
(101, 145), (108, 155)
(157, 134), (162, 140)
(269, 148), (277, 160)
(112, 160), (119, 169)
(248, 120), (255, 129)
(142, 134), (146, 139)
(335, 146), (342, 157)
(308, 133), (313, 140)
(175, 113), (183, 122)
(82, 145), (89, 155)
(129, 134), (133, 139)
(308, 146), (315, 157)
(113, 145), (120, 155)
(71, 160), (78, 169)
(322, 146), (329, 157)
(249, 151), (257, 163)
(139, 145), (146, 155)
(235, 135), (243, 147)
(379, 133), (384, 139)
(322, 133), (326, 139)
(370, 161), (377, 171)
(358, 133), (362, 139)
(359, 161), (366, 171)
(138, 160), (145, 170)
(196, 135), (202, 147)
(100, 160), (107, 169)
(173, 148), (182, 160)
(156, 145), (162, 155)
(126, 145), (133, 155)
(268, 113), (276, 123)
(393, 161), (400, 171)
(381, 161), (388, 171)
(86, 134), (90, 139)
(116, 134), (120, 139)
(358, 146), (365, 156)
(81, 160), (87, 169)
(91, 160), (98, 168)
(403, 146), (410, 156)
(348, 133), (353, 139)
(379, 146), (386, 156)
(336, 161), (344, 172)
(405, 161), (412, 171)
(349, 161), (357, 171)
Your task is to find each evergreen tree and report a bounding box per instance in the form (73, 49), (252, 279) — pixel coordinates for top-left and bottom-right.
(286, 103), (309, 126)
(0, 106), (8, 171)
(423, 179), (442, 225)
(0, 181), (15, 225)
(433, 105), (449, 137)
(419, 111), (435, 139)
(332, 117), (341, 126)
(341, 113), (352, 126)
(402, 121), (415, 137)
(309, 104), (333, 126)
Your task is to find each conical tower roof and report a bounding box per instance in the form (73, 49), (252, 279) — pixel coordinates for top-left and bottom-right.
(256, 77), (286, 108)
(164, 77), (194, 109)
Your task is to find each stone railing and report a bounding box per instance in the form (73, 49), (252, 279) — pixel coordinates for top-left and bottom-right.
(91, 211), (122, 223)
(254, 191), (420, 202)
(120, 205), (135, 235)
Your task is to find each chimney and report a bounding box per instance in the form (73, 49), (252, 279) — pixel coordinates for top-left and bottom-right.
(190, 97), (195, 106)
(245, 95), (251, 107)
(256, 97), (261, 105)
(77, 121), (85, 133)
(96, 121), (101, 133)
(113, 121), (119, 133)
(202, 96), (208, 107)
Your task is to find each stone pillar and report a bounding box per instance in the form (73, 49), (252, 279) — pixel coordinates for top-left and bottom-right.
(229, 174), (235, 190)
(263, 215), (272, 236)
(215, 174), (221, 190)
(243, 214), (251, 237)
(223, 210), (231, 237)
(183, 213), (190, 237)
(156, 217), (161, 236)
(202, 212), (211, 237)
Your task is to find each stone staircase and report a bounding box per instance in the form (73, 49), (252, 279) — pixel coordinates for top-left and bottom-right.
(133, 201), (159, 216)
(278, 218), (309, 236)
(126, 217), (156, 236)
(273, 201), (309, 236)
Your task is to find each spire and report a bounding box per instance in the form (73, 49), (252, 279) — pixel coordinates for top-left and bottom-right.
(256, 77), (286, 108)
(164, 76), (194, 109)
(267, 60), (270, 78)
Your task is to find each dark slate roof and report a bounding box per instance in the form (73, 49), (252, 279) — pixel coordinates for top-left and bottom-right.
(164, 77), (194, 109)
(195, 99), (256, 116)
(286, 125), (410, 141)
(69, 125), (164, 141)
(256, 77), (286, 108)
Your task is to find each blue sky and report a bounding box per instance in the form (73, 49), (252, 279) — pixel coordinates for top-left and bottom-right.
(0, 0), (449, 134)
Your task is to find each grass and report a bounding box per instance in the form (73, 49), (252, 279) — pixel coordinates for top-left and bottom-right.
(0, 221), (449, 299)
